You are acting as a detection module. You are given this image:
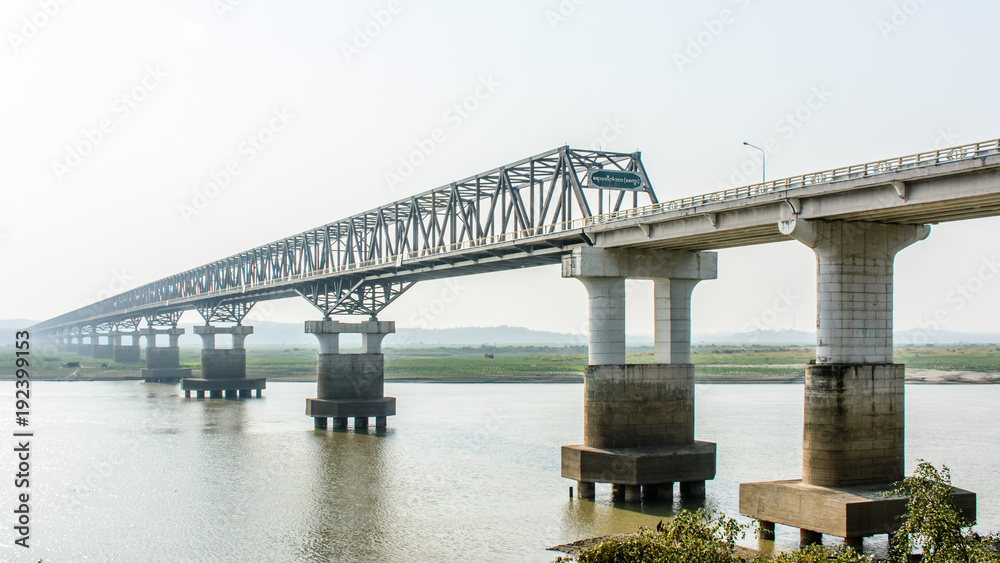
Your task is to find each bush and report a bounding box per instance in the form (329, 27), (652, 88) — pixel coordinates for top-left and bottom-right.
(887, 461), (1000, 563)
(556, 509), (744, 563)
(562, 463), (999, 562)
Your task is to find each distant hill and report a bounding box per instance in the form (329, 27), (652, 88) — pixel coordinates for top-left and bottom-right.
(692, 329), (814, 345)
(5, 319), (999, 347)
(0, 319), (38, 332)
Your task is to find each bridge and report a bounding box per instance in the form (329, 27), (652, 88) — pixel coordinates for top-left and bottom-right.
(33, 137), (1000, 550)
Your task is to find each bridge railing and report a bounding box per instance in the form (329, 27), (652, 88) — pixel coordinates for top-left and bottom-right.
(593, 138), (1000, 219)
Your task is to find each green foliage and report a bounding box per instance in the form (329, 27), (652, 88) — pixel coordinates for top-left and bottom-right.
(887, 461), (1000, 563)
(766, 544), (869, 562)
(561, 460), (1000, 563)
(555, 510), (746, 563)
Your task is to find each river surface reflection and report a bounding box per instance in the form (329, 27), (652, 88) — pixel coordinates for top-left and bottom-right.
(3, 381), (996, 562)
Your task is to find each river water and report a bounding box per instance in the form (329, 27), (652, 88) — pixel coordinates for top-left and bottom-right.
(1, 381), (996, 562)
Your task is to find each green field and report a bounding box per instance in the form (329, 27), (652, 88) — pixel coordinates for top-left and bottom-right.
(5, 343), (998, 383)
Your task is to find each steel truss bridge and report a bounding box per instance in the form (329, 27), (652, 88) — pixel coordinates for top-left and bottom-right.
(34, 147), (657, 332)
(33, 137), (1000, 336)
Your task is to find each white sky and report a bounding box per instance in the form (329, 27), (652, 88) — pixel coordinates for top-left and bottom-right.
(3, 0), (1000, 338)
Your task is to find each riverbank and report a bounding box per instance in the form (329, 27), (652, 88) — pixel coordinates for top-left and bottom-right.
(8, 368), (999, 384)
(3, 344), (998, 383)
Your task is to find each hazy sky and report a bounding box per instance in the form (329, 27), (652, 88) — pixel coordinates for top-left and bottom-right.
(4, 0), (1000, 340)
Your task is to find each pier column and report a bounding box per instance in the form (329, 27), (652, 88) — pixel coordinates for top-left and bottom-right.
(78, 333), (95, 356)
(181, 325), (265, 398)
(560, 247), (717, 502)
(111, 330), (141, 363)
(92, 332), (113, 359)
(740, 219), (976, 546)
(140, 327), (192, 383)
(305, 320), (396, 430)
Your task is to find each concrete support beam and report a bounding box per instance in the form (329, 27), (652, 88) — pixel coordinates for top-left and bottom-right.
(140, 327), (191, 383)
(304, 320), (396, 430)
(78, 334), (94, 356)
(654, 279), (699, 364)
(804, 364), (904, 487)
(562, 247), (717, 366)
(779, 218), (929, 364)
(560, 247), (718, 502)
(92, 333), (113, 359)
(111, 330), (141, 363)
(741, 219), (976, 547)
(182, 325), (264, 398)
(575, 277), (626, 365)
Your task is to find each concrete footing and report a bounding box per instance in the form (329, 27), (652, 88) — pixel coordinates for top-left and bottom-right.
(306, 398), (396, 424)
(563, 441), (716, 497)
(141, 367), (192, 383)
(740, 479), (976, 544)
(182, 377), (265, 398)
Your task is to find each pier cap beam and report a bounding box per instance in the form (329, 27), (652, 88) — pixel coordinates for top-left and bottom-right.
(304, 320), (395, 354)
(562, 248), (716, 365)
(194, 325), (254, 350)
(562, 247), (717, 281)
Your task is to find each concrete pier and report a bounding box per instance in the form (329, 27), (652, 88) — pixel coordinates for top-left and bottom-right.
(92, 333), (113, 359)
(78, 334), (95, 356)
(561, 247), (717, 501)
(140, 327), (192, 382)
(304, 320), (395, 430)
(740, 219), (976, 546)
(111, 330), (141, 363)
(181, 325), (264, 398)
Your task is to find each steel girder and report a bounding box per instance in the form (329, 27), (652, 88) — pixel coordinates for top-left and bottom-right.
(32, 147), (655, 332)
(196, 300), (256, 325)
(296, 279), (415, 320)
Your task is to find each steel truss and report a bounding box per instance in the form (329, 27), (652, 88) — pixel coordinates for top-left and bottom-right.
(296, 280), (414, 320)
(146, 310), (184, 327)
(196, 300), (256, 325)
(33, 147), (655, 332)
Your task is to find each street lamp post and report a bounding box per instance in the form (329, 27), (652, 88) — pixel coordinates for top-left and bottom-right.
(743, 141), (765, 187)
